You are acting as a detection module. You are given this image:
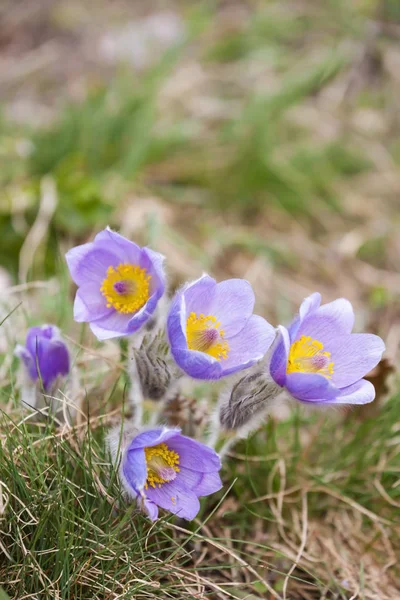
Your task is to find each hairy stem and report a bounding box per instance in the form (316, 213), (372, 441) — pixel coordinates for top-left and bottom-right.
(128, 345), (144, 428)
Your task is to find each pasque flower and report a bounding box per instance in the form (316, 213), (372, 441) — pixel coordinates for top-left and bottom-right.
(269, 292), (385, 405)
(65, 227), (165, 340)
(113, 426), (222, 521)
(167, 275), (275, 380)
(15, 325), (70, 391)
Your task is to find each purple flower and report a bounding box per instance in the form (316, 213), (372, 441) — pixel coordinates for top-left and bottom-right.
(15, 325), (70, 391)
(269, 292), (385, 405)
(167, 275), (275, 380)
(120, 427), (222, 521)
(65, 227), (166, 340)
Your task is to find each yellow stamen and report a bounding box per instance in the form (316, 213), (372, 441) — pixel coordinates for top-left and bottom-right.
(100, 263), (151, 314)
(287, 335), (334, 378)
(186, 312), (229, 361)
(144, 443), (180, 489)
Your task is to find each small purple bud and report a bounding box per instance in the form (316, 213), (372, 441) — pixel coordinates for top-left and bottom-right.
(219, 371), (280, 432)
(15, 325), (70, 391)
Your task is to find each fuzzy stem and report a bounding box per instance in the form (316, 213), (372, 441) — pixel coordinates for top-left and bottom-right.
(148, 377), (183, 427)
(148, 399), (164, 426)
(128, 345), (144, 428)
(206, 403), (222, 448)
(214, 382), (286, 460)
(218, 432), (240, 460)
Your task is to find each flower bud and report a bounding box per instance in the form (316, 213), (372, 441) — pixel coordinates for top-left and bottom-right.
(131, 333), (182, 402)
(15, 325), (78, 423)
(219, 370), (281, 433)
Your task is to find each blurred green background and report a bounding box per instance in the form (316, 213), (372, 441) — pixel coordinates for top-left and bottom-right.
(1, 0), (399, 328)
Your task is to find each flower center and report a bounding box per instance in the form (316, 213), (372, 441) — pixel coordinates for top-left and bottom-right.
(100, 264), (151, 314)
(287, 335), (334, 378)
(186, 312), (229, 361)
(144, 443), (180, 489)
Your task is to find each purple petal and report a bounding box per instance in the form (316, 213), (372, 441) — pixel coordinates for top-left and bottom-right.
(143, 498), (159, 521)
(287, 293), (321, 340)
(159, 466), (222, 497)
(209, 279), (255, 337)
(22, 328), (70, 390)
(89, 312), (132, 340)
(193, 471), (223, 497)
(45, 340), (69, 380)
(68, 247), (121, 287)
(139, 247), (166, 295)
(219, 315), (275, 377)
(170, 346), (222, 379)
(128, 428), (181, 451)
(299, 292), (321, 320)
(285, 372), (338, 402)
(74, 283), (112, 322)
(333, 379), (376, 405)
(182, 275), (216, 316)
(94, 227), (143, 265)
(26, 325), (57, 355)
(288, 315), (301, 341)
(167, 293), (188, 350)
(42, 341), (69, 389)
(123, 448), (147, 491)
(269, 325), (290, 386)
(15, 345), (35, 380)
(145, 481), (200, 520)
(328, 334), (385, 388)
(174, 467), (203, 490)
(140, 246), (165, 271)
(316, 298), (355, 332)
(65, 242), (95, 286)
(132, 287), (164, 324)
(167, 436), (221, 472)
(32, 340), (69, 390)
(296, 298), (355, 345)
(25, 327), (43, 359)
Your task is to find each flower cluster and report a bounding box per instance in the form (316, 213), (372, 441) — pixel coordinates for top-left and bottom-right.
(14, 227), (386, 522)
